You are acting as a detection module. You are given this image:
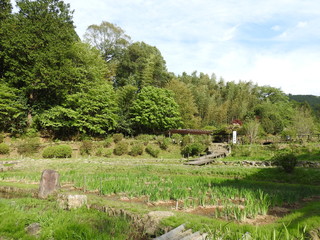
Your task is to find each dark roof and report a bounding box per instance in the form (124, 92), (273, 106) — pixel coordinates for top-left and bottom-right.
(167, 129), (213, 135)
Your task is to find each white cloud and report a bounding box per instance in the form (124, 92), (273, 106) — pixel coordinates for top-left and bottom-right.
(215, 48), (320, 95)
(297, 21), (308, 28)
(271, 25), (281, 31)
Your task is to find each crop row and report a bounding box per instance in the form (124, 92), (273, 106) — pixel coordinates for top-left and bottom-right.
(64, 172), (319, 221)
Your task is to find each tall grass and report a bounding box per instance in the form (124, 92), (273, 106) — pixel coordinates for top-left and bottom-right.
(0, 197), (134, 239)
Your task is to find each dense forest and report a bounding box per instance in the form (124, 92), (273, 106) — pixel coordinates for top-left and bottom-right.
(0, 0), (319, 139)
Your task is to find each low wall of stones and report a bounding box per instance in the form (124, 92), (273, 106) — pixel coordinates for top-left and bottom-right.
(211, 160), (320, 168)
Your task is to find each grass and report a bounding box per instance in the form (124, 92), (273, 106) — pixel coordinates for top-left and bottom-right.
(0, 197), (136, 240)
(0, 140), (320, 238)
(227, 143), (320, 162)
(161, 201), (320, 239)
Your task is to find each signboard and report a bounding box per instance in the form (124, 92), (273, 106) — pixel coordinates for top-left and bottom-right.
(232, 131), (237, 144)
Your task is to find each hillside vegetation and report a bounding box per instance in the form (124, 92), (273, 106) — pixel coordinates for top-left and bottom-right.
(0, 0), (319, 140)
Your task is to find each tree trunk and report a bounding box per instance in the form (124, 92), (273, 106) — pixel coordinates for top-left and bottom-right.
(27, 93), (34, 127)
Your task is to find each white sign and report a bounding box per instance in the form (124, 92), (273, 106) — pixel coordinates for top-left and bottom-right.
(232, 131), (237, 144)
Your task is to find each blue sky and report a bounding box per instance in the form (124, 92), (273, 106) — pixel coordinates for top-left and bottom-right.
(12, 0), (320, 95)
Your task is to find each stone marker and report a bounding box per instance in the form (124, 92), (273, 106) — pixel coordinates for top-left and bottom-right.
(38, 169), (60, 199)
(58, 194), (87, 210)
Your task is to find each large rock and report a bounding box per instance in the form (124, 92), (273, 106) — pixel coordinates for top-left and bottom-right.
(58, 194), (87, 210)
(25, 223), (41, 237)
(38, 169), (60, 199)
(143, 211), (174, 235)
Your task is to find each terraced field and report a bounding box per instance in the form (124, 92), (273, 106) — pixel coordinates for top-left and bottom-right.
(1, 154), (320, 239)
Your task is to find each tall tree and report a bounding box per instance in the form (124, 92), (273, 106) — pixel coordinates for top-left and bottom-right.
(254, 86), (293, 134)
(116, 85), (138, 134)
(165, 79), (200, 128)
(130, 86), (182, 133)
(0, 83), (27, 134)
(1, 0), (78, 124)
(84, 21), (131, 63)
(0, 0), (12, 80)
(244, 119), (260, 144)
(36, 83), (118, 138)
(292, 104), (315, 136)
(0, 0), (11, 20)
(115, 42), (170, 89)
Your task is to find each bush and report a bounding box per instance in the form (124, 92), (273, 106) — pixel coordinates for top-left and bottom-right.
(146, 145), (160, 158)
(103, 137), (113, 148)
(16, 138), (40, 156)
(96, 148), (113, 157)
(113, 142), (128, 156)
(0, 143), (9, 154)
(157, 136), (170, 150)
(272, 152), (298, 173)
(135, 134), (155, 146)
(181, 135), (193, 146)
(113, 133), (124, 143)
(129, 144), (144, 156)
(80, 140), (93, 156)
(195, 135), (212, 148)
(171, 134), (182, 144)
(0, 134), (4, 143)
(181, 142), (206, 157)
(135, 134), (156, 141)
(231, 145), (253, 157)
(43, 145), (72, 158)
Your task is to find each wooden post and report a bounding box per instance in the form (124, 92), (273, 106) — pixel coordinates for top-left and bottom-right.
(83, 176), (86, 193)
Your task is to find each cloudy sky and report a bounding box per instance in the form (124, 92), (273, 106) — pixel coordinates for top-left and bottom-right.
(12, 0), (320, 95)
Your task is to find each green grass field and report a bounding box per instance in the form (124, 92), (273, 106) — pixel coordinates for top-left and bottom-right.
(0, 140), (320, 239)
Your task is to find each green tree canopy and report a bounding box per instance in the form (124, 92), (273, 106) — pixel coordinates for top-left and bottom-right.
(1, 0), (79, 122)
(115, 42), (170, 89)
(116, 85), (138, 134)
(130, 86), (182, 133)
(0, 83), (27, 134)
(254, 87), (293, 134)
(165, 79), (200, 128)
(0, 0), (12, 80)
(84, 21), (131, 63)
(36, 83), (118, 138)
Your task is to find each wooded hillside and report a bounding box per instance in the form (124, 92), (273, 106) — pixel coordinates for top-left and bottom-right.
(0, 0), (319, 139)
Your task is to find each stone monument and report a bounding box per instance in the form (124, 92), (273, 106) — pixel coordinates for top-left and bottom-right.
(38, 169), (60, 199)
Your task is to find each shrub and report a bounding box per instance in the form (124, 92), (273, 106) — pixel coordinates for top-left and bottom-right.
(195, 135), (212, 147)
(231, 145), (253, 157)
(42, 145), (72, 158)
(146, 145), (160, 158)
(103, 137), (113, 148)
(129, 144), (144, 156)
(0, 133), (4, 143)
(113, 133), (124, 143)
(113, 142), (128, 156)
(135, 134), (155, 145)
(80, 140), (93, 156)
(96, 148), (113, 157)
(171, 134), (182, 144)
(272, 152), (298, 173)
(0, 143), (9, 155)
(181, 142), (206, 157)
(135, 134), (156, 141)
(181, 135), (193, 146)
(157, 136), (170, 150)
(103, 149), (113, 157)
(16, 138), (40, 156)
